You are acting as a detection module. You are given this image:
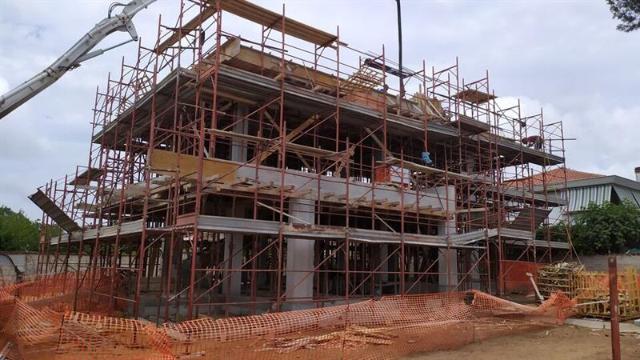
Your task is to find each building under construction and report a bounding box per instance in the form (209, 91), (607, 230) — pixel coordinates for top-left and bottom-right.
(30, 0), (573, 322)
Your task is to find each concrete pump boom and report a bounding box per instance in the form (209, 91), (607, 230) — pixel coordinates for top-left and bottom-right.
(0, 0), (156, 120)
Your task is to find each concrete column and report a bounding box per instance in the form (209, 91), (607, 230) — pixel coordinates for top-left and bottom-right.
(462, 154), (475, 175)
(438, 248), (458, 291)
(231, 104), (248, 162)
(224, 232), (244, 297)
(224, 104), (249, 297)
(437, 185), (458, 291)
(285, 198), (315, 307)
(380, 244), (390, 283)
(470, 249), (481, 290)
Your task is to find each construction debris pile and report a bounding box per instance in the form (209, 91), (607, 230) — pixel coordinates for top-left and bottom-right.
(537, 262), (584, 299)
(261, 326), (397, 352)
(0, 273), (575, 360)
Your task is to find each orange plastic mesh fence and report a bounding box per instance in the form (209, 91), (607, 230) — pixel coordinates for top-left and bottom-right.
(0, 273), (575, 360)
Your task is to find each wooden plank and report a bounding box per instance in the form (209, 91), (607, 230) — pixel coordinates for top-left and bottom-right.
(224, 45), (339, 90)
(412, 92), (445, 119)
(454, 89), (497, 104)
(364, 127), (387, 152)
(196, 37), (244, 80)
(382, 157), (473, 181)
(149, 149), (238, 181)
(155, 6), (216, 54)
(68, 167), (103, 185)
(218, 0), (338, 46)
(28, 190), (81, 233)
(208, 127), (336, 158)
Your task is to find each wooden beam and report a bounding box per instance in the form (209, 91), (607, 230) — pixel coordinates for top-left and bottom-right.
(382, 157), (473, 181)
(254, 114), (320, 164)
(149, 149), (238, 181)
(197, 37), (243, 79)
(333, 144), (356, 176)
(221, 44), (340, 90)
(217, 0), (339, 47)
(208, 127), (337, 159)
(293, 151), (313, 170)
(364, 127), (387, 153)
(155, 6), (216, 54)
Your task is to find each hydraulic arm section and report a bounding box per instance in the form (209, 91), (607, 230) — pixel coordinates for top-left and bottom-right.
(0, 0), (156, 120)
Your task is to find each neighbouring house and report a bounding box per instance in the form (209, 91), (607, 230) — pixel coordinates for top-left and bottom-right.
(511, 167), (640, 224)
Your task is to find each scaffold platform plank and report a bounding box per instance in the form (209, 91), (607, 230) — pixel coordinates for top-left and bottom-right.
(28, 190), (80, 233)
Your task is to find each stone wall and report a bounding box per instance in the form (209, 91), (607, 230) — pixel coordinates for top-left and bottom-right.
(580, 255), (640, 272)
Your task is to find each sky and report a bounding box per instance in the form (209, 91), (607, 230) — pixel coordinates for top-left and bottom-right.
(0, 0), (638, 219)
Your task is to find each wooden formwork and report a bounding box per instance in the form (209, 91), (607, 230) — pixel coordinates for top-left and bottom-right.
(575, 267), (640, 320)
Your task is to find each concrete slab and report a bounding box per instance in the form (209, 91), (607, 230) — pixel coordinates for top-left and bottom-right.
(566, 318), (640, 333)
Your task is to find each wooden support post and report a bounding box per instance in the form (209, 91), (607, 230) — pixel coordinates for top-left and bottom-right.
(609, 256), (621, 360)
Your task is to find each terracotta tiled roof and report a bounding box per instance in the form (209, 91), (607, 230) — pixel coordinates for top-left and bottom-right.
(561, 168), (605, 183)
(507, 167), (604, 187)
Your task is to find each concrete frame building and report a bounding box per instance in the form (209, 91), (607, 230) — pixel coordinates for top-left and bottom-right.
(30, 0), (572, 321)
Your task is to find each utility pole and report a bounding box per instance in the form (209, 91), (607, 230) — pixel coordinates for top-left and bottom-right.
(395, 0), (404, 99)
(609, 256), (621, 360)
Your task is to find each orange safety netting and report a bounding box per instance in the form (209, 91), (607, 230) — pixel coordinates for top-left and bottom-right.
(0, 273), (575, 360)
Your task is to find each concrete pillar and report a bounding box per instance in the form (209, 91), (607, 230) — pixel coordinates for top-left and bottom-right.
(224, 233), (244, 297)
(462, 154), (475, 175)
(438, 248), (458, 291)
(470, 249), (481, 290)
(224, 104), (249, 297)
(380, 244), (390, 282)
(285, 198), (315, 307)
(372, 244), (391, 296)
(231, 104), (248, 162)
(437, 185), (458, 291)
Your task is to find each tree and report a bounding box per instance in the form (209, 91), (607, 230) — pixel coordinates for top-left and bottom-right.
(536, 221), (570, 244)
(607, 0), (640, 32)
(570, 200), (640, 255)
(0, 206), (40, 251)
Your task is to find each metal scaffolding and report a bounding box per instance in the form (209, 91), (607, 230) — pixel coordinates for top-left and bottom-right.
(31, 0), (573, 322)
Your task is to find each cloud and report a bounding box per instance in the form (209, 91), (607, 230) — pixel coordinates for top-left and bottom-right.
(0, 76), (7, 94)
(0, 0), (639, 220)
(497, 94), (640, 180)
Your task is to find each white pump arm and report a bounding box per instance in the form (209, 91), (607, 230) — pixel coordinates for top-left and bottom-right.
(0, 0), (156, 120)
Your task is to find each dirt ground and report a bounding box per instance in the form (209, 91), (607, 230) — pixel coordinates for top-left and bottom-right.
(406, 325), (640, 360)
